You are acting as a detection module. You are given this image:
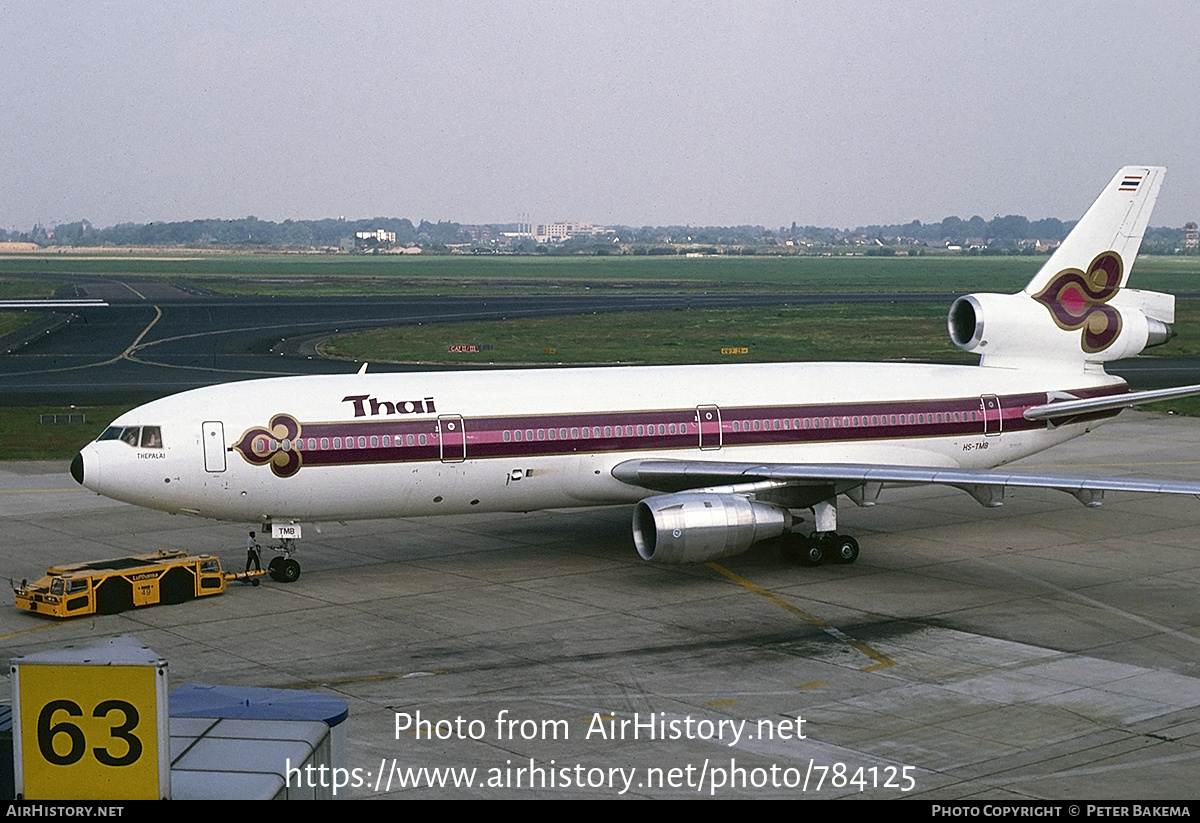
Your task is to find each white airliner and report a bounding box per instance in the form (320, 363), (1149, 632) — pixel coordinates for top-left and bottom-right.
(72, 167), (1200, 582)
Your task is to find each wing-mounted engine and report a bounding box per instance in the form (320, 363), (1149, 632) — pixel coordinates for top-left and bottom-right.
(947, 286), (1173, 368)
(632, 493), (792, 564)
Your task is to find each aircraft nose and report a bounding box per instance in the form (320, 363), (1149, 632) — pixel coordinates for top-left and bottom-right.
(72, 446), (100, 491)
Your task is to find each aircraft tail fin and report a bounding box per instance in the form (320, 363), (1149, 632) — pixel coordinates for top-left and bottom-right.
(1023, 166), (1165, 296)
(949, 166), (1172, 368)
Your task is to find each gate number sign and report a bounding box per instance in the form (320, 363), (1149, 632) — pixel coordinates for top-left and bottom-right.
(11, 636), (170, 800)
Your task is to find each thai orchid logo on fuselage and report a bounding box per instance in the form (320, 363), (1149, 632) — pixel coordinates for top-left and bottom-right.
(1032, 251), (1123, 353)
(234, 414), (303, 477)
(232, 409), (446, 478)
(232, 397), (439, 478)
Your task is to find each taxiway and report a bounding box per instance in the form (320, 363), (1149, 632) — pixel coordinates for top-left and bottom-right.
(3, 413), (1200, 798)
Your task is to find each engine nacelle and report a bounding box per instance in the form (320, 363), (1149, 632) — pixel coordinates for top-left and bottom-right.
(947, 291), (1171, 367)
(632, 493), (792, 564)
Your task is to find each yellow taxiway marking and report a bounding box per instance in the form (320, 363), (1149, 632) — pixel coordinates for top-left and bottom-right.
(706, 699), (738, 707)
(117, 280), (147, 300)
(0, 623), (61, 642)
(706, 562), (896, 672)
(797, 680), (828, 690)
(120, 304), (163, 358)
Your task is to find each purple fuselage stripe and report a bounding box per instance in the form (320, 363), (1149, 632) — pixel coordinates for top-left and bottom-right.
(245, 384), (1129, 472)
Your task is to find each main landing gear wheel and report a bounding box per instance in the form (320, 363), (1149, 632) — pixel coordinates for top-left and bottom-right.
(801, 539), (826, 567)
(781, 534), (826, 566)
(781, 534), (860, 566)
(826, 534), (860, 565)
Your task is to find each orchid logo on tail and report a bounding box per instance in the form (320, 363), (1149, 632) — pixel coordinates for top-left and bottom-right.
(1032, 251), (1123, 353)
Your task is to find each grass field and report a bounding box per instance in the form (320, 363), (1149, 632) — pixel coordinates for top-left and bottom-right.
(1143, 398), (1200, 416)
(322, 296), (1200, 365)
(321, 303), (971, 365)
(3, 251), (1198, 297)
(0, 276), (65, 341)
(0, 311), (38, 338)
(0, 405), (129, 461)
(0, 276), (62, 299)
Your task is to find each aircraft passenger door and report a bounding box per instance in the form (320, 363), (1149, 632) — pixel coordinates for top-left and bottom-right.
(696, 405), (722, 450)
(438, 415), (466, 463)
(202, 421), (227, 472)
(981, 395), (1002, 437)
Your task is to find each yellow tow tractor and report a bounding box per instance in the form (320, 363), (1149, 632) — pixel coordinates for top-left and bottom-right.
(13, 550), (264, 618)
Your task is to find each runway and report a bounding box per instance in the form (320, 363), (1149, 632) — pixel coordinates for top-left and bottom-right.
(5, 274), (1198, 405)
(4, 413), (1200, 798)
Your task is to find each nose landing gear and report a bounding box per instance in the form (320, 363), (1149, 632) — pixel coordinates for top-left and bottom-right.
(267, 537), (302, 582)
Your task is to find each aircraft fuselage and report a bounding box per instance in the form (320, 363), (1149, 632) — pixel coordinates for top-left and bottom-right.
(75, 360), (1123, 524)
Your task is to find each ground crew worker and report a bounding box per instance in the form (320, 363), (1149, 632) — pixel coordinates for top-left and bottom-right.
(246, 531), (261, 572)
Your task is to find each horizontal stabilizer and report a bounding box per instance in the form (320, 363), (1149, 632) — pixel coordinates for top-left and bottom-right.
(1023, 383), (1200, 421)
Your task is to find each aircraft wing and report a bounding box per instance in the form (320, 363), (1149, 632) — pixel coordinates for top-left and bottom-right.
(611, 459), (1200, 508)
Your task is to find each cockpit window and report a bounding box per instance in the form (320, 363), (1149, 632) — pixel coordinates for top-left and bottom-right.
(97, 425), (164, 448)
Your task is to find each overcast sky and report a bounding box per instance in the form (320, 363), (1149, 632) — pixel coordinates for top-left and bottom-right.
(3, 1), (1198, 231)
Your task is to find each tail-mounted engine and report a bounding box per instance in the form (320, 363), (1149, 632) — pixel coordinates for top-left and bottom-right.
(948, 285), (1173, 368)
(632, 493), (792, 564)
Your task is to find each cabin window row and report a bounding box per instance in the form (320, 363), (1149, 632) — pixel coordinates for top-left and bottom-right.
(246, 408), (991, 455)
(252, 433), (429, 454)
(729, 410), (980, 432)
(501, 422), (689, 443)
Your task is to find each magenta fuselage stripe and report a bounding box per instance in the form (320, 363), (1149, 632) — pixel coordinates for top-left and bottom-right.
(244, 384), (1128, 471)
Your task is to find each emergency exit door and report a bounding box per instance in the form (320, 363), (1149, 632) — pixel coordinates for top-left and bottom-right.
(696, 405), (722, 450)
(438, 415), (466, 463)
(981, 395), (1002, 437)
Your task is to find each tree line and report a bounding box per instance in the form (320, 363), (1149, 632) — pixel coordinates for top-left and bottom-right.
(3, 214), (1195, 254)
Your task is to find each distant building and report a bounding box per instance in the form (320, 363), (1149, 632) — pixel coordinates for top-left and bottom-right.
(533, 221), (606, 244)
(355, 229), (396, 244)
(1185, 222), (1198, 251)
